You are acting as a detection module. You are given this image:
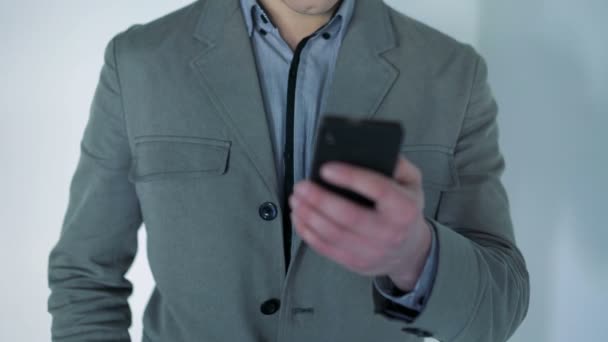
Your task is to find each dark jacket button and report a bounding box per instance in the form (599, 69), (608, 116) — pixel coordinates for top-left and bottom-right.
(260, 298), (281, 315)
(259, 202), (278, 221)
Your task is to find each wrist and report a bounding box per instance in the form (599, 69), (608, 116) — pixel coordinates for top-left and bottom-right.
(387, 218), (433, 292)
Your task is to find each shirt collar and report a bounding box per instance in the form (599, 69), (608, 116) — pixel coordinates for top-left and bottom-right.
(239, 0), (355, 43)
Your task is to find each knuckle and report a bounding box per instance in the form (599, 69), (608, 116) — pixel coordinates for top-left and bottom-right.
(337, 204), (358, 226)
(376, 246), (392, 262)
(351, 256), (370, 271)
(334, 248), (353, 266)
(385, 228), (405, 249)
(322, 222), (341, 242)
(395, 204), (417, 224)
(349, 207), (369, 226)
(393, 227), (409, 246)
(307, 186), (322, 204)
(375, 182), (393, 200)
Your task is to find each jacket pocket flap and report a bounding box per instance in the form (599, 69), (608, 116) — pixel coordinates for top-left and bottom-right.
(399, 146), (459, 190)
(129, 136), (230, 182)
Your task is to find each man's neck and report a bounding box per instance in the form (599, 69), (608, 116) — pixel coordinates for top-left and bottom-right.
(257, 0), (341, 50)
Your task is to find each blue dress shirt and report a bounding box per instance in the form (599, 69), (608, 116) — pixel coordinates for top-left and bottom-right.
(238, 0), (438, 316)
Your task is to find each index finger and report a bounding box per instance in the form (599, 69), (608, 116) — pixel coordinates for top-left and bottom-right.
(319, 161), (401, 207)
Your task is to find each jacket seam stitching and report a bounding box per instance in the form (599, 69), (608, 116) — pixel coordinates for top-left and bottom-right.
(111, 32), (132, 161)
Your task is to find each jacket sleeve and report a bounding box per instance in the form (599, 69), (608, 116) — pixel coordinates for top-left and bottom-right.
(47, 32), (142, 342)
(373, 221), (438, 313)
(372, 50), (530, 341)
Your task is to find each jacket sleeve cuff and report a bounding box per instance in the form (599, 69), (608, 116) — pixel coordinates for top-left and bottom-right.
(371, 217), (482, 339)
(372, 220), (438, 313)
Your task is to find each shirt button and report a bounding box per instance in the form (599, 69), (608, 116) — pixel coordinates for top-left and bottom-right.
(322, 32), (331, 40)
(260, 13), (269, 24)
(259, 202), (278, 221)
(259, 28), (268, 36)
(260, 298), (281, 315)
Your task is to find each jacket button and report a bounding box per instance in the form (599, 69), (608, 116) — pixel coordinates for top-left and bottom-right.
(259, 202), (278, 221)
(260, 298), (281, 315)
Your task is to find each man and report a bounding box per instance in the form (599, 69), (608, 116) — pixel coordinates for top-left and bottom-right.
(47, 0), (530, 341)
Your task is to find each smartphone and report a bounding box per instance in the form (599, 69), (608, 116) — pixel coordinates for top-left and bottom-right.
(309, 114), (404, 208)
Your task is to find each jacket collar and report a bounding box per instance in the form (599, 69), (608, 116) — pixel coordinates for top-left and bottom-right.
(193, 0), (394, 55)
(238, 0), (355, 43)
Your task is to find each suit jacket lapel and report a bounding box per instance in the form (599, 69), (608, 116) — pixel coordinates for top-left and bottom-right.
(189, 0), (400, 266)
(190, 0), (280, 200)
(324, 0), (398, 119)
(293, 0), (399, 259)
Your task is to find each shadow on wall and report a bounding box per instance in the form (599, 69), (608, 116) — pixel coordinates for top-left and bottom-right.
(478, 0), (608, 341)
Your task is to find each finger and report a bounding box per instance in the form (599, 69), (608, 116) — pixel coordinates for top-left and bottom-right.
(290, 189), (415, 271)
(292, 181), (378, 237)
(291, 211), (370, 268)
(319, 161), (402, 208)
(289, 192), (374, 248)
(291, 183), (410, 249)
(316, 161), (423, 226)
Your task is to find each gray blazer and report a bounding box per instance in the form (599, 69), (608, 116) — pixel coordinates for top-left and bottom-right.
(48, 0), (530, 341)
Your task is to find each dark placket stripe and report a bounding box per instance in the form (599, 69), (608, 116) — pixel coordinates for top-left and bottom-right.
(282, 36), (313, 275)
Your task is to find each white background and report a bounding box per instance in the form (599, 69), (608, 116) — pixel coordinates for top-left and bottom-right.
(0, 1), (606, 341)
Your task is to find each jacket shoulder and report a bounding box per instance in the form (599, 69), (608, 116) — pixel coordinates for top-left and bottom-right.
(112, 0), (205, 54)
(384, 4), (480, 72)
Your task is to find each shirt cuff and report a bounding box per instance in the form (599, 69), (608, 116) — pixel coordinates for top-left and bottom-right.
(372, 220), (439, 312)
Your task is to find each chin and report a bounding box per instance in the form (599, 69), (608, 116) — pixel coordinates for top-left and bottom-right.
(282, 0), (341, 15)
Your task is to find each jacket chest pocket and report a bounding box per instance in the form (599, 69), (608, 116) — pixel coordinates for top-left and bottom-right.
(128, 135), (231, 183)
(399, 145), (459, 219)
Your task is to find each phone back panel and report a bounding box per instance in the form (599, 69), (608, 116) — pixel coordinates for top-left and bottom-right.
(309, 115), (403, 208)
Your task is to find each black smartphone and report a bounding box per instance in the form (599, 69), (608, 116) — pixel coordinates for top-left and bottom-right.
(309, 114), (404, 208)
